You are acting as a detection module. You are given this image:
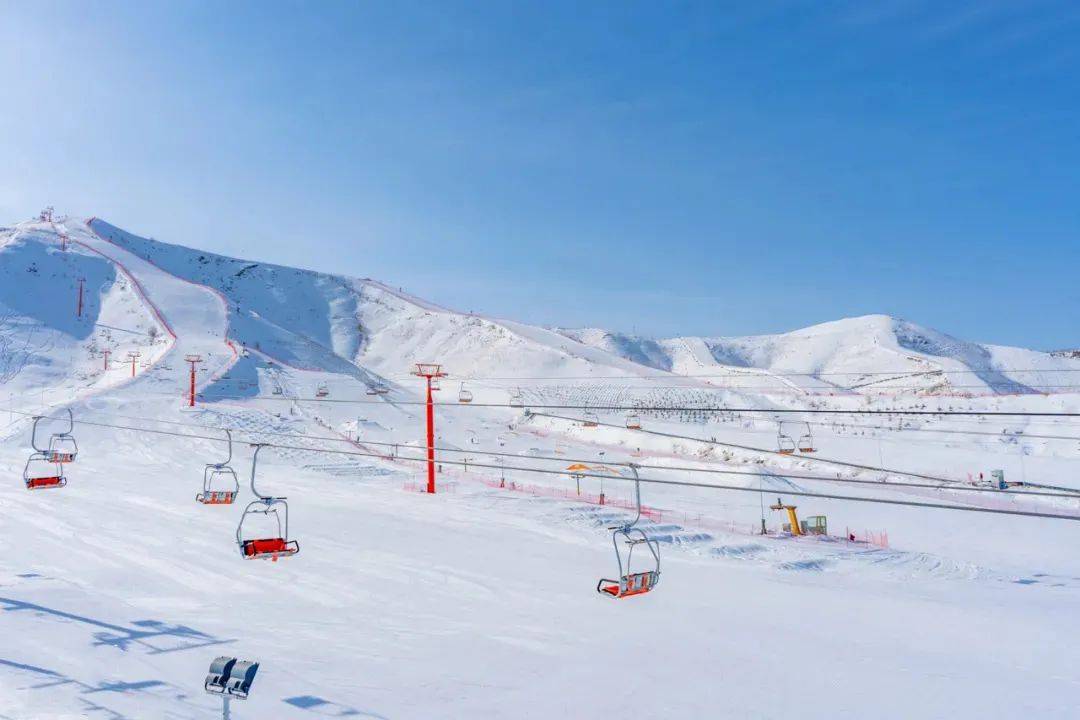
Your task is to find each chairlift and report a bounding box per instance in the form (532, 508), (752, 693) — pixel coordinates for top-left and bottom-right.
(597, 465), (660, 599)
(458, 382), (473, 404)
(237, 444), (299, 560)
(583, 407), (598, 428)
(33, 411), (78, 464)
(197, 430), (240, 505)
(509, 389), (524, 408)
(23, 452), (66, 490)
(777, 422), (796, 454)
(625, 413), (642, 431)
(797, 422), (816, 453)
(366, 383), (389, 396)
(315, 384), (329, 398)
(272, 386), (283, 395)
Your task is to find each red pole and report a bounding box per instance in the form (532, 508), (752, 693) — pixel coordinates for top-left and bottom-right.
(131, 357), (137, 377)
(185, 355), (203, 407)
(413, 363), (444, 495)
(426, 376), (435, 494)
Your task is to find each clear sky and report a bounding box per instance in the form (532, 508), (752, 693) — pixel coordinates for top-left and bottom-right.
(1, 1), (1077, 349)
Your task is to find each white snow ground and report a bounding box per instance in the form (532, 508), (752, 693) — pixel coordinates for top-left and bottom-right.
(1, 217), (1079, 718)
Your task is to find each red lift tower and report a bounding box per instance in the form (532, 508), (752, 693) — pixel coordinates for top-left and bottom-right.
(126, 351), (141, 378)
(102, 349), (111, 371)
(185, 355), (203, 407)
(413, 363), (446, 494)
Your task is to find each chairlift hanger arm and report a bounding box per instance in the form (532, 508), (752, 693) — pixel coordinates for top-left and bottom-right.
(220, 429), (233, 466)
(248, 443), (283, 501)
(30, 415), (46, 453)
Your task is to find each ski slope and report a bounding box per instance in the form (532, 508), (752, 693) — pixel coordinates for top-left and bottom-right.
(1, 217), (1079, 718)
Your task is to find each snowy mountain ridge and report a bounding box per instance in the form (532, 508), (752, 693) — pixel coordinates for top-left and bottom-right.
(559, 315), (1078, 396)
(2, 216), (1076, 400)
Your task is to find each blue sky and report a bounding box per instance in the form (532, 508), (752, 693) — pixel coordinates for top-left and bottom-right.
(1, 1), (1077, 349)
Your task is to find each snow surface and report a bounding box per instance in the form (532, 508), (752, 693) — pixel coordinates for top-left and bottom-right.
(1, 218), (1079, 718)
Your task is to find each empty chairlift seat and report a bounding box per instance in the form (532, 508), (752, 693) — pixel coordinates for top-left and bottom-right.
(48, 434), (78, 464)
(236, 444), (300, 561)
(596, 465), (660, 600)
(597, 528), (661, 599)
(777, 422), (796, 454)
(31, 410), (78, 465)
(458, 383), (473, 403)
(23, 453), (66, 490)
(197, 431), (240, 505)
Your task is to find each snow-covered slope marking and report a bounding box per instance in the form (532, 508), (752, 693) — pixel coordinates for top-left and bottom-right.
(72, 218), (238, 390)
(0, 222), (174, 408)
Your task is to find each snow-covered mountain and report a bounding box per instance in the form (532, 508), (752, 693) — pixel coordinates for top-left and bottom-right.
(560, 316), (1079, 396)
(84, 219), (694, 394)
(2, 215), (1080, 718)
(5, 216), (1073, 405)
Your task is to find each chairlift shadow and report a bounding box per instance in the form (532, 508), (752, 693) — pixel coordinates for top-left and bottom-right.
(0, 596), (235, 655)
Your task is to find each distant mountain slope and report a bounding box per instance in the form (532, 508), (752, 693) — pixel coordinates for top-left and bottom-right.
(559, 316), (1080, 396)
(85, 219), (675, 400)
(0, 223), (172, 401)
(7, 217), (1075, 401)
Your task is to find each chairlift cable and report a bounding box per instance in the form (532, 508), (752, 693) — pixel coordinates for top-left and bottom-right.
(5, 405), (1078, 499)
(8, 408), (1080, 520)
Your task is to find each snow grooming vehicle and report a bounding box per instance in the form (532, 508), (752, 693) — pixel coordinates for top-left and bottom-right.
(23, 452), (66, 490)
(196, 429), (240, 505)
(597, 464), (660, 599)
(237, 444), (299, 561)
(34, 410), (78, 464)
